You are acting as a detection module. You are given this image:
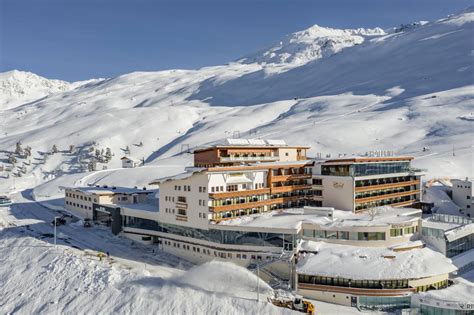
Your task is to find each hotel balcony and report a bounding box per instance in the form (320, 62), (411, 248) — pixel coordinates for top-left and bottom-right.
(355, 180), (420, 193)
(209, 188), (270, 199)
(219, 155), (278, 162)
(355, 190), (419, 204)
(209, 195), (304, 213)
(271, 184), (312, 194)
(272, 174), (312, 182)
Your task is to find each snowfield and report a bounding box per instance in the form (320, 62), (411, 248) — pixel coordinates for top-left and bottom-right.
(1, 8), (473, 196)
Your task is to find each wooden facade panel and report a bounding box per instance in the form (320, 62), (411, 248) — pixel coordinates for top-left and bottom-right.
(209, 188), (270, 199)
(210, 195), (303, 213)
(272, 174), (312, 182)
(271, 185), (312, 194)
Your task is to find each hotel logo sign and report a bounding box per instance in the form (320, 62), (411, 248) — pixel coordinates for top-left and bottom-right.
(333, 182), (344, 189)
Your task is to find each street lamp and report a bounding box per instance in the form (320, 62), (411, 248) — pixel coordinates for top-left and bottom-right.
(53, 216), (60, 245)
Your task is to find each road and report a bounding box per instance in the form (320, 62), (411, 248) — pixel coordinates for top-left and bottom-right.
(3, 190), (190, 274)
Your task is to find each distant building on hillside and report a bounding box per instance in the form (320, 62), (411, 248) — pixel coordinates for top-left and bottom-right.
(121, 156), (142, 168)
(451, 178), (473, 217)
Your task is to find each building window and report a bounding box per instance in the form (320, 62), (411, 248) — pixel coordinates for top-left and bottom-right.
(178, 209), (187, 216)
(178, 196), (186, 203)
(211, 187), (215, 193)
(390, 228), (403, 237)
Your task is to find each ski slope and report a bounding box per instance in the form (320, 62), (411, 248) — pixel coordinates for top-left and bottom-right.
(1, 8), (473, 195)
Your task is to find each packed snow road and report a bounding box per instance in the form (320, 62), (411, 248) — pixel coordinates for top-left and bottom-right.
(6, 190), (189, 272)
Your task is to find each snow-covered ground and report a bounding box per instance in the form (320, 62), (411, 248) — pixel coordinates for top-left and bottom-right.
(0, 192), (360, 314)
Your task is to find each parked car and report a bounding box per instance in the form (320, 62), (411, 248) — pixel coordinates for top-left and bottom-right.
(83, 218), (93, 228)
(0, 195), (12, 207)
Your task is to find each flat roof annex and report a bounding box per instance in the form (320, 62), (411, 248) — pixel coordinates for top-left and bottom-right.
(322, 156), (414, 164)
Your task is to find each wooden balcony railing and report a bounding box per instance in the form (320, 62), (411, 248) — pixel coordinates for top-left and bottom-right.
(355, 190), (419, 204)
(210, 195), (305, 212)
(272, 174), (312, 182)
(209, 188), (270, 199)
(271, 185), (312, 194)
(355, 180), (420, 193)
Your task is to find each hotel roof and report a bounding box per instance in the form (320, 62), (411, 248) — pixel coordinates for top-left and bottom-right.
(321, 156), (414, 164)
(193, 138), (310, 153)
(296, 241), (457, 280)
(67, 186), (152, 195)
(216, 206), (421, 230)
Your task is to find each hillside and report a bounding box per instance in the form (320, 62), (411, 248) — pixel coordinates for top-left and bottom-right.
(1, 9), (473, 194)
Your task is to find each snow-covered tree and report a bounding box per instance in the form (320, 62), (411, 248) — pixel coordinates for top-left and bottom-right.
(15, 142), (23, 155)
(88, 160), (97, 172)
(366, 207), (379, 221)
(105, 148), (112, 162)
(8, 155), (17, 165)
(52, 144), (58, 154)
(24, 146), (32, 157)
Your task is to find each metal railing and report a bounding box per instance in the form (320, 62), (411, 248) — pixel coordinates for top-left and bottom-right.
(220, 156), (277, 162)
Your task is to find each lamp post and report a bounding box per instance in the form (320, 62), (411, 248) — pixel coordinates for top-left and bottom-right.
(53, 216), (60, 245)
(256, 264), (260, 302)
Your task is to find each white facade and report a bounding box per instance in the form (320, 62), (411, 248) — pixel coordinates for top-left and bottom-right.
(121, 157), (141, 168)
(158, 172), (210, 230)
(451, 178), (473, 217)
(317, 176), (355, 211)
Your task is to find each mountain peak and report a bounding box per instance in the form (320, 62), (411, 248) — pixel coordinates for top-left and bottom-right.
(0, 69), (71, 110)
(239, 24), (386, 66)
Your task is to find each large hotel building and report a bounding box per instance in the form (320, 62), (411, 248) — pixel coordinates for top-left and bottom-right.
(64, 139), (470, 312)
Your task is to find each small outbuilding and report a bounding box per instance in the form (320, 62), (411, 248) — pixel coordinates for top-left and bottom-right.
(121, 156), (141, 168)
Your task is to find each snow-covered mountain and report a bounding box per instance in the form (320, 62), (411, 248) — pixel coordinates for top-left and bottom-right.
(1, 9), (473, 193)
(0, 70), (103, 110)
(239, 25), (385, 66)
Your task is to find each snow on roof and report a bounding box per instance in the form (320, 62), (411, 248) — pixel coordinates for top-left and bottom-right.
(67, 186), (151, 195)
(296, 241), (457, 280)
(217, 206), (421, 230)
(149, 167), (206, 185)
(193, 139), (309, 153)
(118, 200), (159, 213)
(451, 248), (474, 269)
(422, 215), (474, 241)
(121, 156), (140, 162)
(418, 277), (474, 304)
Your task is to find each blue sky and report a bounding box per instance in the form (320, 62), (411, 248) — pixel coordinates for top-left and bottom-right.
(1, 0), (471, 81)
